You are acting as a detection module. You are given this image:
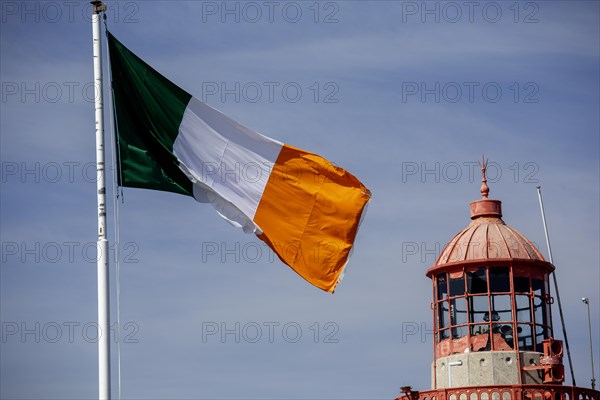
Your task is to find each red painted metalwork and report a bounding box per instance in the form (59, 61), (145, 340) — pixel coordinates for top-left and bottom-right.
(395, 384), (600, 400)
(522, 339), (565, 384)
(431, 262), (554, 356)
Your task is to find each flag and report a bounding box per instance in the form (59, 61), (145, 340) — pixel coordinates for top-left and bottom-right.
(107, 32), (371, 292)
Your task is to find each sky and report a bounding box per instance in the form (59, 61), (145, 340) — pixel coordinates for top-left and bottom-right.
(0, 1), (599, 399)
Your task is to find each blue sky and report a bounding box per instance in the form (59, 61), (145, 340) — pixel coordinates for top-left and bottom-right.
(1, 1), (599, 399)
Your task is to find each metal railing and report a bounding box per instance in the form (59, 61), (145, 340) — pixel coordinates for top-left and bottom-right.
(396, 385), (600, 400)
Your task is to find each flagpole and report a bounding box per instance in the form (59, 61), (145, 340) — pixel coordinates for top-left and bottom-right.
(91, 1), (111, 399)
(536, 186), (575, 386)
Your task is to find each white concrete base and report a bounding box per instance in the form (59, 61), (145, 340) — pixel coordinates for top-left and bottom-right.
(432, 351), (544, 388)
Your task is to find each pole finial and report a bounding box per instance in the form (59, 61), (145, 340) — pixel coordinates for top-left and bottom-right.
(479, 155), (489, 199)
(91, 1), (106, 14)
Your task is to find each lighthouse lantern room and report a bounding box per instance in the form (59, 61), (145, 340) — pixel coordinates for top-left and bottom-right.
(396, 160), (599, 400)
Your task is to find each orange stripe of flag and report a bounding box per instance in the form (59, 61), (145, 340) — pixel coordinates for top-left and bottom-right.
(254, 144), (371, 292)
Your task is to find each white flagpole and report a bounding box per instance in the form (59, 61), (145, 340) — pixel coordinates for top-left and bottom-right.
(91, 1), (111, 399)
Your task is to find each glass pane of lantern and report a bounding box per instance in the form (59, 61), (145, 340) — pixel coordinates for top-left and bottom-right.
(471, 323), (489, 336)
(515, 295), (532, 323)
(498, 323), (516, 349)
(533, 296), (547, 326)
(489, 267), (510, 293)
(470, 324), (491, 351)
(449, 273), (465, 297)
(491, 294), (512, 322)
(513, 275), (530, 293)
(451, 297), (468, 326)
(439, 301), (449, 328)
(452, 325), (468, 339)
(469, 295), (489, 323)
(437, 274), (448, 300)
(439, 328), (450, 340)
(517, 323), (534, 351)
(435, 304), (447, 332)
(500, 324), (515, 349)
(467, 268), (488, 294)
(532, 278), (545, 297)
(535, 324), (548, 351)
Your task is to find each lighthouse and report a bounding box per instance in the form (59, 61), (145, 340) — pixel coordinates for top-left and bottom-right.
(397, 161), (599, 400)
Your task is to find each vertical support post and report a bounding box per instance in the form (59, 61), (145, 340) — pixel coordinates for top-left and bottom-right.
(91, 1), (110, 399)
(536, 186), (575, 386)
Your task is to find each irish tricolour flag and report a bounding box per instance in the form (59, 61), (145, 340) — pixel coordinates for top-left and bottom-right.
(108, 32), (371, 293)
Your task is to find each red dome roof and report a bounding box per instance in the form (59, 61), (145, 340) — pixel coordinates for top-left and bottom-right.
(434, 214), (545, 266)
(427, 159), (551, 276)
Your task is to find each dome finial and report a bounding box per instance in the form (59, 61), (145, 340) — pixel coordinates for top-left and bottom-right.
(479, 155), (489, 199)
(470, 156), (502, 219)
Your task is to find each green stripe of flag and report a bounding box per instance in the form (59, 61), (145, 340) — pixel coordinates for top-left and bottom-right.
(108, 31), (193, 196)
